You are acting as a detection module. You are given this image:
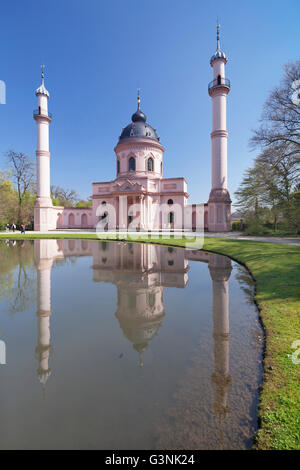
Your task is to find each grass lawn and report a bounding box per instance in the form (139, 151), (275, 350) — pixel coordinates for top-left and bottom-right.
(0, 232), (299, 449)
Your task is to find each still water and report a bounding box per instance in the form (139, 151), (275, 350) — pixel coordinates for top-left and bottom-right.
(0, 239), (263, 450)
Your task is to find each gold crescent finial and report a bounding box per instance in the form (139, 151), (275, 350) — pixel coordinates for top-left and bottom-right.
(137, 88), (141, 110)
(139, 352), (143, 368)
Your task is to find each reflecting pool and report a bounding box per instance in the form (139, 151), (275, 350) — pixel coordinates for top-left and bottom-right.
(0, 239), (263, 450)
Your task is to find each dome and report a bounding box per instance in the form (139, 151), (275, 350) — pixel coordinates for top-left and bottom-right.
(35, 82), (50, 98)
(119, 97), (160, 142)
(210, 49), (227, 66)
(38, 369), (51, 385)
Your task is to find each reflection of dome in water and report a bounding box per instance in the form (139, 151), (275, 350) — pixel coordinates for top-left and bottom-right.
(115, 279), (166, 366)
(116, 316), (164, 366)
(37, 368), (51, 385)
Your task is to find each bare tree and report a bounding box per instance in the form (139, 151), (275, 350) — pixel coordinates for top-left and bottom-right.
(251, 61), (300, 157)
(240, 61), (300, 232)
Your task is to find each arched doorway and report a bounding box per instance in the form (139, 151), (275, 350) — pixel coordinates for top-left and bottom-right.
(168, 211), (175, 229)
(57, 213), (62, 228)
(68, 213), (75, 227)
(81, 213), (88, 227)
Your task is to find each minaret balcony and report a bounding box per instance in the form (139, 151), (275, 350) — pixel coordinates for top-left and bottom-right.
(33, 109), (52, 120)
(208, 78), (230, 94)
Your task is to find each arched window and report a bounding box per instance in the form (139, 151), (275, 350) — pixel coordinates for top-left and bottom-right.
(217, 74), (221, 85)
(147, 157), (154, 171)
(81, 240), (88, 251)
(167, 199), (173, 205)
(117, 160), (120, 173)
(148, 293), (155, 308)
(129, 157), (135, 171)
(168, 212), (174, 223)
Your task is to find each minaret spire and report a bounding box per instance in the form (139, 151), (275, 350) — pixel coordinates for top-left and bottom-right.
(41, 64), (45, 85)
(216, 22), (220, 51)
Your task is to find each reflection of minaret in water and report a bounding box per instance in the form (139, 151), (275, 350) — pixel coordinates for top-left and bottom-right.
(208, 254), (232, 449)
(34, 242), (54, 396)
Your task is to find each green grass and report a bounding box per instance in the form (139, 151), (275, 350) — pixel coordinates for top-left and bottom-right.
(0, 232), (300, 449)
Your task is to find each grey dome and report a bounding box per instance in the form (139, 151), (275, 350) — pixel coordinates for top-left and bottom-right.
(119, 105), (160, 142)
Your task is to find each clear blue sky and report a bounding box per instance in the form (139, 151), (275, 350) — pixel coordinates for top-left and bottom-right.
(0, 0), (299, 204)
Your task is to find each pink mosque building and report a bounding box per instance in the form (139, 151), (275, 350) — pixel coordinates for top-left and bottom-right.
(33, 26), (231, 232)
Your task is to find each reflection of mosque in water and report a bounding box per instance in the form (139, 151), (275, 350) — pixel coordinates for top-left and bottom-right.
(33, 239), (232, 437)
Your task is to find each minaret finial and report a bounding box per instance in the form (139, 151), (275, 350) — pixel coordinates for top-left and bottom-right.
(137, 88), (141, 110)
(41, 64), (45, 85)
(216, 21), (220, 51)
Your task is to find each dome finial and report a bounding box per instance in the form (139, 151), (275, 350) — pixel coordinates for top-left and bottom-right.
(139, 352), (143, 368)
(137, 88), (141, 110)
(131, 89), (147, 123)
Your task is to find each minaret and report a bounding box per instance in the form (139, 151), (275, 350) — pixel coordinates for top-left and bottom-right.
(208, 25), (231, 232)
(33, 65), (53, 231)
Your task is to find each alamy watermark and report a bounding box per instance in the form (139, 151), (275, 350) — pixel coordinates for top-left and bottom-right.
(291, 80), (300, 106)
(95, 200), (205, 249)
(291, 340), (300, 365)
(0, 340), (6, 365)
(0, 80), (6, 104)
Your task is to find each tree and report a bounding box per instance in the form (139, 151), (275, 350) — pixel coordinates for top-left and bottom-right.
(234, 144), (298, 231)
(51, 185), (79, 207)
(6, 150), (35, 224)
(75, 198), (92, 208)
(236, 61), (300, 233)
(0, 171), (18, 227)
(251, 61), (300, 156)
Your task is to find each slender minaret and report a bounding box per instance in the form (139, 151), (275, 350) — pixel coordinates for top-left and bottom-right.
(208, 25), (231, 232)
(34, 65), (53, 231)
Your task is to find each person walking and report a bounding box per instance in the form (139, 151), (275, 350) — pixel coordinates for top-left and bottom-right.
(5, 223), (10, 233)
(20, 224), (26, 234)
(11, 223), (16, 232)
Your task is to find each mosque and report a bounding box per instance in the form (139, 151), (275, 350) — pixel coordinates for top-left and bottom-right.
(33, 26), (231, 232)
